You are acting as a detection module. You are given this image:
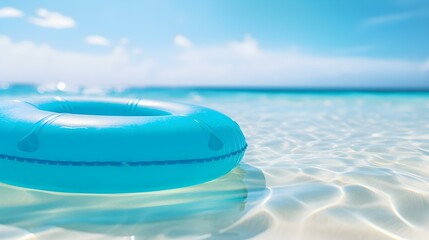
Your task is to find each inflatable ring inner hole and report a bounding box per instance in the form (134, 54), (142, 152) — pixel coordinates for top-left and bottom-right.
(34, 100), (172, 117)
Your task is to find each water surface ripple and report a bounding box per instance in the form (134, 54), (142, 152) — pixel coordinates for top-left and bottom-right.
(1, 87), (429, 239)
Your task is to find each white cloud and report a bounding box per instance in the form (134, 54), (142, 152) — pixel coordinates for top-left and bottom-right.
(364, 10), (428, 26)
(174, 35), (192, 48)
(0, 7), (23, 18)
(158, 38), (429, 87)
(119, 38), (129, 45)
(422, 60), (429, 72)
(0, 35), (428, 88)
(29, 8), (75, 29)
(132, 48), (143, 55)
(85, 35), (110, 46)
(0, 36), (153, 86)
(228, 34), (260, 57)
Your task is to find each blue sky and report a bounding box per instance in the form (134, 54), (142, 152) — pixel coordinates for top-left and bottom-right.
(0, 0), (428, 88)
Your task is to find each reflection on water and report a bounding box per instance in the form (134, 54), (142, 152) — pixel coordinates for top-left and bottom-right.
(0, 164), (268, 239)
(1, 86), (429, 239)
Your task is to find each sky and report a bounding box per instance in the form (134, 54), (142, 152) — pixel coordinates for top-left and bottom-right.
(0, 0), (428, 88)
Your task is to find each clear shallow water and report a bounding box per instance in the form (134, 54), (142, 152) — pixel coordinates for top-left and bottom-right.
(1, 85), (429, 239)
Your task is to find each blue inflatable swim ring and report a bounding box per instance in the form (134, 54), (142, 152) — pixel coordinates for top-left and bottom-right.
(0, 97), (247, 193)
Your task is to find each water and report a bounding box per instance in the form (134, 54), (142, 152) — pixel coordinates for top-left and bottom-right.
(1, 85), (429, 239)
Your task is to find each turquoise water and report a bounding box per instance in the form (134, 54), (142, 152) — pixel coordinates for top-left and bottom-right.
(1, 85), (429, 239)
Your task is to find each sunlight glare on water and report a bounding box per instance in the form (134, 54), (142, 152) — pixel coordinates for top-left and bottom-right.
(0, 86), (429, 240)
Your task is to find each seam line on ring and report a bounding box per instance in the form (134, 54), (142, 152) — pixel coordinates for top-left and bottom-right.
(0, 144), (247, 167)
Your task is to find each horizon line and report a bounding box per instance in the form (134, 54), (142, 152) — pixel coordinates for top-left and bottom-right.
(2, 83), (429, 93)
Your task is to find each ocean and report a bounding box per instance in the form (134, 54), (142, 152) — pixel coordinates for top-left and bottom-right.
(1, 85), (429, 239)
